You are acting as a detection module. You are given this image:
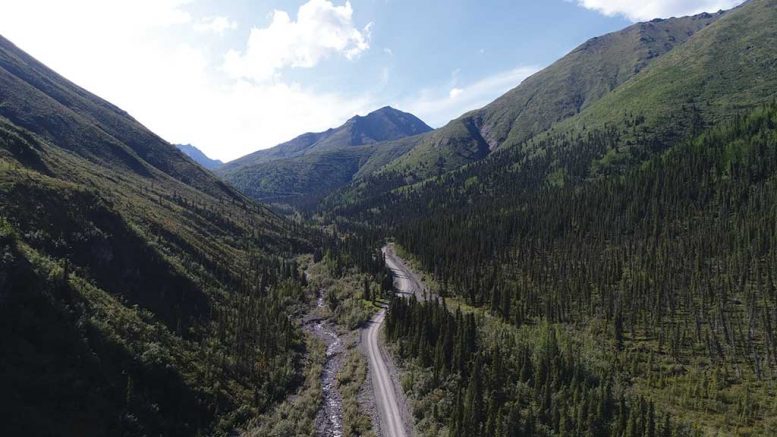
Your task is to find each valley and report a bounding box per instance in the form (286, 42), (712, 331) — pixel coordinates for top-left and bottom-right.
(3, 0), (777, 436)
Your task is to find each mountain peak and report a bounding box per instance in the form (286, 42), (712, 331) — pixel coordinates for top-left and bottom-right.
(223, 106), (431, 170)
(217, 105), (432, 206)
(348, 106), (414, 122)
(372, 105), (401, 114)
(345, 106), (432, 139)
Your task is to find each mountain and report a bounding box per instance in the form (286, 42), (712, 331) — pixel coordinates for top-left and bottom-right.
(176, 143), (223, 170)
(217, 106), (431, 208)
(0, 35), (308, 436)
(329, 1), (777, 433)
(330, 0), (777, 209)
(221, 106), (431, 169)
(330, 9), (724, 196)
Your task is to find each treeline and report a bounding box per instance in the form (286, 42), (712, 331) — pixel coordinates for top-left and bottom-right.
(386, 297), (690, 436)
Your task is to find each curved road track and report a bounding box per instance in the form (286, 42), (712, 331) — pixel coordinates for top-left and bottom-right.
(364, 246), (426, 437)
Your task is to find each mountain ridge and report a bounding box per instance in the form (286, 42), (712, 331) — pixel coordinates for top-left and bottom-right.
(221, 105), (431, 171)
(326, 1), (777, 210)
(376, 8), (727, 181)
(176, 143), (223, 170)
(0, 33), (307, 436)
(217, 106), (432, 207)
(0, 35), (239, 200)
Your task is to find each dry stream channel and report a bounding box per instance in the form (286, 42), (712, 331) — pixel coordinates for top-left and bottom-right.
(305, 292), (345, 437)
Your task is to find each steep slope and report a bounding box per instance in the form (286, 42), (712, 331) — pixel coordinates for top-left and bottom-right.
(0, 36), (309, 436)
(219, 138), (420, 210)
(221, 106), (431, 170)
(329, 0), (776, 211)
(218, 106), (430, 208)
(369, 9), (725, 183)
(0, 36), (237, 199)
(177, 144), (223, 170)
(545, 0), (777, 171)
(341, 4), (777, 428)
(337, 3), (777, 431)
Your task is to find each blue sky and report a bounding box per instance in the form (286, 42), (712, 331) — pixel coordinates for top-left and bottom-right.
(0, 0), (744, 161)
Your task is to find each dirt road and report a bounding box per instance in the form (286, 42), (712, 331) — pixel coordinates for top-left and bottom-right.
(363, 245), (427, 437)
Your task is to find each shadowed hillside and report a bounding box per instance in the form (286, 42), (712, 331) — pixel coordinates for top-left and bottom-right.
(0, 35), (310, 436)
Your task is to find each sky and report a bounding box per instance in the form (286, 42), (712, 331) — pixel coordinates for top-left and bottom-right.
(0, 0), (746, 162)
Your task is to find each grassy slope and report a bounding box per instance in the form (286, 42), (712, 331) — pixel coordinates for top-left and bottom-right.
(229, 5), (721, 209)
(0, 35), (308, 436)
(330, 0), (777, 212)
(540, 0), (777, 171)
(0, 36), (237, 200)
(379, 10), (724, 181)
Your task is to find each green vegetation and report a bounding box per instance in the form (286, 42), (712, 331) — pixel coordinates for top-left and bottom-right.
(299, 234), (389, 436)
(380, 9), (723, 180)
(319, 4), (777, 435)
(218, 106), (430, 209)
(338, 346), (376, 437)
(0, 35), (310, 435)
(328, 0), (777, 211)
(219, 142), (416, 211)
(4, 0), (777, 435)
(306, 250), (383, 330)
(387, 297), (691, 436)
(370, 104), (777, 434)
(242, 334), (325, 437)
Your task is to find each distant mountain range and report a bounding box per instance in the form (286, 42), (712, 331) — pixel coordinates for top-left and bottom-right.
(221, 2), (777, 212)
(325, 0), (777, 210)
(217, 106), (431, 207)
(176, 144), (223, 170)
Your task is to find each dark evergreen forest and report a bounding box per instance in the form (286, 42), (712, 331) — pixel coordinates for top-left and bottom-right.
(375, 105), (777, 434)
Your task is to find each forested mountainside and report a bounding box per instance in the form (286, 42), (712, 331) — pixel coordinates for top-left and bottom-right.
(222, 106), (430, 168)
(0, 35), (310, 435)
(4, 0), (777, 436)
(327, 0), (776, 210)
(314, 0), (777, 434)
(217, 135), (421, 210)
(381, 103), (777, 435)
(217, 106), (430, 208)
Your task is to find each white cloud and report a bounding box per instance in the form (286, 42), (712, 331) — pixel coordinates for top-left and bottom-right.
(404, 66), (539, 127)
(571, 0), (746, 22)
(194, 16), (238, 35)
(223, 0), (371, 82)
(0, 0), (378, 162)
(164, 80), (374, 163)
